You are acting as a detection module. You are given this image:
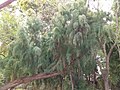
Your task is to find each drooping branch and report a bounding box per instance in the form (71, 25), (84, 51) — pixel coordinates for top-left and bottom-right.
(0, 0), (16, 10)
(0, 72), (62, 90)
(0, 53), (5, 57)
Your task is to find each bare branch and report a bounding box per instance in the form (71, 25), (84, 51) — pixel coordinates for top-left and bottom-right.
(0, 0), (16, 10)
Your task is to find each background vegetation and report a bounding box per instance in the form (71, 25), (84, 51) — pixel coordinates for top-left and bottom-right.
(0, 0), (120, 90)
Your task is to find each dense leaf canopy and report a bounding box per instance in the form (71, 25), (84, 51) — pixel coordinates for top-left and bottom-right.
(0, 0), (120, 90)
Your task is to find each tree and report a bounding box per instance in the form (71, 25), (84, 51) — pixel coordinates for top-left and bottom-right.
(0, 0), (120, 90)
(1, 1), (97, 89)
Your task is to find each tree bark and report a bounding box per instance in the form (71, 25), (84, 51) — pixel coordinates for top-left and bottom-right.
(0, 0), (16, 9)
(0, 72), (62, 90)
(102, 69), (109, 90)
(104, 43), (116, 90)
(70, 71), (74, 90)
(104, 78), (109, 90)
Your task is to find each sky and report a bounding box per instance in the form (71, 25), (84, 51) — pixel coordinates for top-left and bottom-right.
(0, 0), (7, 4)
(88, 0), (113, 12)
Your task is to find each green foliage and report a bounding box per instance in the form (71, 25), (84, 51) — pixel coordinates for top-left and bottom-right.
(0, 0), (120, 89)
(0, 10), (18, 57)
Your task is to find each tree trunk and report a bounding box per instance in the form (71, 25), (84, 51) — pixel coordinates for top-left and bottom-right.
(0, 72), (62, 90)
(102, 69), (109, 90)
(104, 43), (116, 90)
(104, 79), (109, 90)
(70, 71), (74, 90)
(103, 71), (109, 90)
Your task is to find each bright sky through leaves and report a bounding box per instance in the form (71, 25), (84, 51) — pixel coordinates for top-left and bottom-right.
(0, 0), (7, 4)
(88, 0), (113, 12)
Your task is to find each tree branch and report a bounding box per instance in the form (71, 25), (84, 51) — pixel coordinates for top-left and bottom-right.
(106, 43), (116, 73)
(0, 72), (62, 90)
(0, 0), (16, 10)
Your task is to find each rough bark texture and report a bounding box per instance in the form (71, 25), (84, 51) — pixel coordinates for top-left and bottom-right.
(104, 78), (109, 90)
(0, 72), (62, 90)
(0, 0), (16, 9)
